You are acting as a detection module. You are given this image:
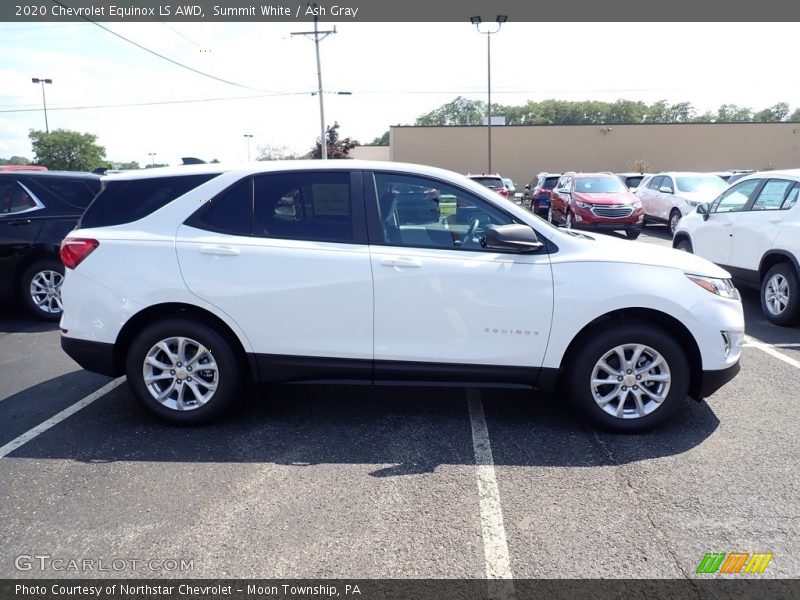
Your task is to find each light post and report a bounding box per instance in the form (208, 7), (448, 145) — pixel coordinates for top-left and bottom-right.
(148, 152), (156, 167)
(292, 9), (337, 160)
(31, 77), (53, 133)
(470, 15), (507, 174)
(243, 134), (253, 161)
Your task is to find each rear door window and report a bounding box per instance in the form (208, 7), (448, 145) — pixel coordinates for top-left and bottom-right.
(80, 173), (220, 228)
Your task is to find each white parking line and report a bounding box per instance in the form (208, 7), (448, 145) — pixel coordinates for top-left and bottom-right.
(0, 377), (126, 459)
(467, 389), (514, 582)
(743, 336), (800, 370)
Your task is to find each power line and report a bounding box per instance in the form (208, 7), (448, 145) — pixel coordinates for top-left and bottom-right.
(49, 0), (267, 91)
(0, 92), (310, 114)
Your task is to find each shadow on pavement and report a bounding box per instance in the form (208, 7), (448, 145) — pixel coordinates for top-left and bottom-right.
(0, 303), (60, 334)
(6, 377), (719, 473)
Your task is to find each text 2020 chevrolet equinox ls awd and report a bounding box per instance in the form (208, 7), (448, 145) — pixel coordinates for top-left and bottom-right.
(59, 161), (743, 432)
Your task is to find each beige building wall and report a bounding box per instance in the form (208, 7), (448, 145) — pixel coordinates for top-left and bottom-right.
(350, 145), (391, 161)
(390, 123), (800, 187)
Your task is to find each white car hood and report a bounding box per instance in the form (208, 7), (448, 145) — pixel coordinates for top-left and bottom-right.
(555, 231), (732, 278)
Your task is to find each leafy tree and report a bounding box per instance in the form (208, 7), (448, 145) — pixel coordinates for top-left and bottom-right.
(111, 161), (140, 170)
(257, 144), (302, 161)
(791, 108), (800, 122)
(29, 129), (106, 171)
(753, 102), (789, 122)
(0, 155), (32, 166)
(144, 163), (169, 169)
(416, 96), (485, 126)
(717, 104), (753, 122)
(311, 122), (359, 159)
(371, 130), (390, 145)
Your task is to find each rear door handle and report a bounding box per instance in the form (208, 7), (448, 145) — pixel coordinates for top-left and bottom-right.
(768, 217), (783, 223)
(200, 244), (239, 256)
(380, 257), (422, 268)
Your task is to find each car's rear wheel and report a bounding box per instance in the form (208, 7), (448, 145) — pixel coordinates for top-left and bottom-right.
(21, 258), (64, 321)
(126, 318), (241, 423)
(675, 238), (693, 253)
(567, 323), (689, 432)
(761, 263), (800, 326)
(668, 210), (681, 236)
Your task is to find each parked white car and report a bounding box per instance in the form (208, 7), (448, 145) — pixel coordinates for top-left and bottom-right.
(635, 172), (728, 235)
(60, 161), (743, 432)
(674, 170), (800, 325)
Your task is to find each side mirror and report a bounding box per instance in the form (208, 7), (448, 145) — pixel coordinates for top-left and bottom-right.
(659, 185), (674, 194)
(524, 184), (531, 191)
(482, 224), (543, 253)
(696, 202), (710, 221)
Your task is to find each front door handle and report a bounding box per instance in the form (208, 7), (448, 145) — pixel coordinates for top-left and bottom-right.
(8, 219), (32, 226)
(200, 244), (240, 256)
(380, 257), (422, 268)
(768, 217), (783, 223)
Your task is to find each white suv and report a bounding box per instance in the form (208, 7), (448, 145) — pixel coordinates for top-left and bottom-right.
(674, 170), (800, 326)
(60, 161), (743, 432)
(636, 172), (728, 235)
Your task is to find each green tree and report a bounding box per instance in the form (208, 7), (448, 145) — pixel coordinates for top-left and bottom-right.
(753, 102), (790, 122)
(29, 129), (106, 171)
(416, 96), (485, 126)
(0, 155), (33, 166)
(371, 130), (390, 145)
(311, 122), (359, 159)
(111, 161), (140, 170)
(717, 104), (753, 122)
(256, 144), (302, 161)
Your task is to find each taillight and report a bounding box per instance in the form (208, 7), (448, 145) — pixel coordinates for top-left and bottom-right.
(61, 238), (99, 269)
(499, 188), (509, 197)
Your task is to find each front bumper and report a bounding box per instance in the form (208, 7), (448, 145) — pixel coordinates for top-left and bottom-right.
(694, 361), (741, 400)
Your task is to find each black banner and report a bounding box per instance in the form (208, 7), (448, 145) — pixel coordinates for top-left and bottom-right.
(3, 0), (800, 22)
(2, 579), (799, 600)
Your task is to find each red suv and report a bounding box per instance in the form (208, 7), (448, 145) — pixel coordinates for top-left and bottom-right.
(467, 174), (509, 198)
(548, 172), (644, 239)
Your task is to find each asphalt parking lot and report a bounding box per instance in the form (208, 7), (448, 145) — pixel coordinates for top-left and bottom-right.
(1, 225), (798, 581)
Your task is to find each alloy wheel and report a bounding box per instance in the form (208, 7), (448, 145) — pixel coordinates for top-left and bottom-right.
(29, 269), (64, 315)
(590, 343), (671, 419)
(765, 273), (790, 316)
(142, 336), (219, 411)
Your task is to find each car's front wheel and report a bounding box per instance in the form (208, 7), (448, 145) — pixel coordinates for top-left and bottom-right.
(21, 258), (64, 321)
(675, 238), (693, 253)
(567, 323), (689, 432)
(761, 263), (800, 326)
(668, 210), (682, 236)
(126, 318), (241, 423)
(625, 229), (641, 240)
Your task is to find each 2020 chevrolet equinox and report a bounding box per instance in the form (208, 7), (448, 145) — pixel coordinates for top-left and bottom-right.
(59, 161), (744, 432)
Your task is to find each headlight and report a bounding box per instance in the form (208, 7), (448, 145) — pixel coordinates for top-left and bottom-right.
(686, 274), (741, 300)
(632, 200), (642, 208)
(575, 201), (592, 209)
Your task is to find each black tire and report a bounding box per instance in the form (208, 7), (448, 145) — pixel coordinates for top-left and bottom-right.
(20, 258), (65, 322)
(675, 237), (693, 253)
(567, 323), (689, 433)
(761, 263), (800, 326)
(625, 229), (641, 240)
(668, 210), (681, 236)
(125, 317), (241, 424)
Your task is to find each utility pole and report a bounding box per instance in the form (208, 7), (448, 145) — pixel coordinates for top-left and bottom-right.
(292, 7), (337, 160)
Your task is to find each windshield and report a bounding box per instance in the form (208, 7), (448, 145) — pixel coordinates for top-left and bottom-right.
(471, 177), (504, 188)
(675, 176), (727, 194)
(574, 177), (627, 194)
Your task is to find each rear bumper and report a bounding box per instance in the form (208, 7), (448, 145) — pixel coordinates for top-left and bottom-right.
(61, 335), (119, 377)
(694, 361), (741, 400)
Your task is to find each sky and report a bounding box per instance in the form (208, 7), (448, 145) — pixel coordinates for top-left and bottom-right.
(1, 21), (799, 166)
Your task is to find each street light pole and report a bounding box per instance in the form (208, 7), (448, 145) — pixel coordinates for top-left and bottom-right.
(31, 77), (53, 133)
(148, 153), (156, 167)
(244, 134), (254, 161)
(292, 10), (337, 160)
(470, 16), (507, 174)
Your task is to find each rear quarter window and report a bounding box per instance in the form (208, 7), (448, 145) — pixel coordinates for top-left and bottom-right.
(80, 174), (219, 228)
